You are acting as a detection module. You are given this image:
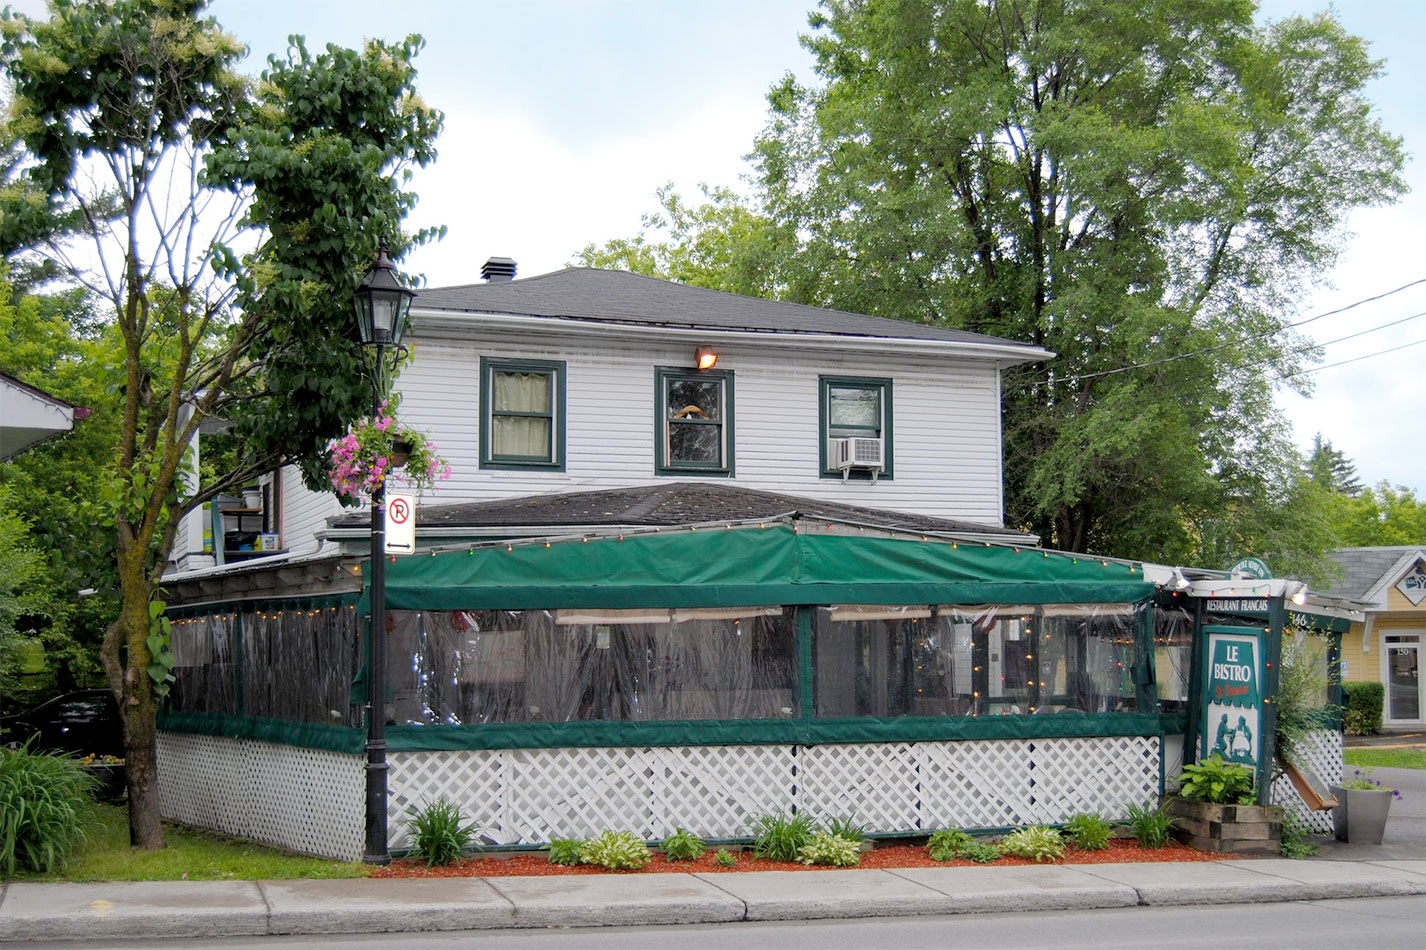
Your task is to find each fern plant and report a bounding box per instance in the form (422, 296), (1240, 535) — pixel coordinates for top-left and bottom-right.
(1062, 812), (1112, 851)
(661, 827), (706, 861)
(797, 830), (862, 867)
(579, 831), (652, 870)
(404, 798), (479, 866)
(997, 826), (1066, 862)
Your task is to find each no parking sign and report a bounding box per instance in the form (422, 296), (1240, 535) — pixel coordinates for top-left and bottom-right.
(385, 492), (416, 555)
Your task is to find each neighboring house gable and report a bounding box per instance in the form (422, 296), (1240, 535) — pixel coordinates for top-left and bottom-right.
(1323, 546), (1426, 726)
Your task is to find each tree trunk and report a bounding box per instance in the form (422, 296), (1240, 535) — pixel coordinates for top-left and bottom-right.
(109, 557), (165, 850)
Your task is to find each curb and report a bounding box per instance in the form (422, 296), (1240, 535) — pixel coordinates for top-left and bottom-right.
(2, 862), (1424, 941)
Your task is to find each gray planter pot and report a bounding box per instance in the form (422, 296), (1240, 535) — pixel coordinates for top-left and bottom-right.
(1330, 786), (1393, 844)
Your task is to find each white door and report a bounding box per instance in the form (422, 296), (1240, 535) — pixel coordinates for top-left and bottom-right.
(1382, 635), (1422, 725)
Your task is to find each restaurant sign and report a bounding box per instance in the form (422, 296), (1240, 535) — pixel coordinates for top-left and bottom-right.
(1201, 626), (1263, 768)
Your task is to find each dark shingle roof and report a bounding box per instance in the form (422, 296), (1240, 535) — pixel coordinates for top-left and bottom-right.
(414, 267), (1038, 350)
(333, 482), (1032, 541)
(1321, 546), (1426, 600)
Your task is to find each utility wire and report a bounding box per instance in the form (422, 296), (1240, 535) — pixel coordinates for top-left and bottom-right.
(1060, 277), (1426, 384)
(1280, 336), (1426, 379)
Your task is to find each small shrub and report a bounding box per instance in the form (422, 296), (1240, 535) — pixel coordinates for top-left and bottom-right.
(797, 829), (861, 867)
(926, 828), (975, 861)
(1125, 801), (1176, 849)
(548, 837), (582, 866)
(404, 798), (479, 867)
(1342, 681), (1384, 735)
(1279, 812), (1318, 860)
(713, 847), (738, 867)
(751, 810), (816, 863)
(1062, 812), (1112, 851)
(1177, 755), (1256, 805)
(959, 841), (1001, 864)
(0, 743), (98, 875)
(579, 830), (651, 870)
(824, 814), (867, 844)
(997, 826), (1065, 863)
(661, 827), (706, 861)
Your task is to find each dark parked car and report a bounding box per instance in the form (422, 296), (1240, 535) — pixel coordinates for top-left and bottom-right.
(0, 689), (124, 758)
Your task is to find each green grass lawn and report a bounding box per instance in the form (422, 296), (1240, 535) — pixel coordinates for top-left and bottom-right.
(11, 803), (367, 882)
(1343, 747), (1426, 770)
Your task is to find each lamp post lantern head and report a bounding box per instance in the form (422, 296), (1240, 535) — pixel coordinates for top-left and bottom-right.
(353, 244), (417, 347)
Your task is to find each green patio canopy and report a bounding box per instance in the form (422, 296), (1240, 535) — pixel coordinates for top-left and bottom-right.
(360, 521), (1155, 611)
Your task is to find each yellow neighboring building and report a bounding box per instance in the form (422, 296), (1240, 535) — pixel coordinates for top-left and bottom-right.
(1328, 546), (1426, 727)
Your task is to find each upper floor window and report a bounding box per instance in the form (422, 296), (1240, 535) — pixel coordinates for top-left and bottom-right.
(819, 376), (892, 479)
(655, 366), (734, 475)
(480, 358), (565, 470)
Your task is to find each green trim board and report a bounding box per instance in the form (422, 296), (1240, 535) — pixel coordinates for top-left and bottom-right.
(818, 375), (893, 480)
(361, 523), (1154, 612)
(479, 357), (566, 470)
(167, 593), (360, 620)
(158, 710), (365, 755)
(654, 365), (735, 476)
(158, 708), (1171, 753)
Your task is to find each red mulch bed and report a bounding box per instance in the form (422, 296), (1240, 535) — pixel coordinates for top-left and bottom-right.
(369, 838), (1238, 878)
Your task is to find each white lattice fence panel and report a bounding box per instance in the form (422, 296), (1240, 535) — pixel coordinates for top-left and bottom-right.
(157, 732), (249, 837)
(240, 742), (364, 860)
(157, 731), (364, 861)
(798, 744), (922, 833)
(1023, 737), (1159, 822)
(1272, 729), (1343, 835)
(504, 746), (663, 842)
(648, 745), (797, 839)
(917, 739), (1037, 828)
(388, 750), (505, 847)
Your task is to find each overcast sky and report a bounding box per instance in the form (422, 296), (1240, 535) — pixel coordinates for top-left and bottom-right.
(15, 0), (1424, 496)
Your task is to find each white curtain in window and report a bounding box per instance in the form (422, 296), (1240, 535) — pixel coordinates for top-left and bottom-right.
(492, 372), (551, 457)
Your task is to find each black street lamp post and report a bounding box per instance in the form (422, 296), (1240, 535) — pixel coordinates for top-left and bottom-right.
(353, 245), (416, 865)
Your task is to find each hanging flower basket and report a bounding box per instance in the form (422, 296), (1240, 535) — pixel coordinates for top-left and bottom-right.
(326, 404), (451, 500)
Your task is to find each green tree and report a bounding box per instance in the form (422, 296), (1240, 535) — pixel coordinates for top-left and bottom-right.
(584, 1), (1403, 571)
(1327, 481), (1426, 548)
(0, 280), (120, 699)
(1307, 433), (1363, 496)
(0, 0), (441, 848)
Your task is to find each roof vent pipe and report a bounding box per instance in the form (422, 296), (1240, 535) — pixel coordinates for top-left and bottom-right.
(481, 257), (517, 282)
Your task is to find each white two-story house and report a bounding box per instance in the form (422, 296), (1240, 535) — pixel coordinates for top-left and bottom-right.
(170, 260), (1049, 572)
(156, 261), (1342, 861)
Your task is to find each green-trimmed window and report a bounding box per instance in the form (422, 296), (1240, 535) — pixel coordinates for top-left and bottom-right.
(480, 358), (565, 470)
(819, 376), (892, 479)
(656, 367), (734, 475)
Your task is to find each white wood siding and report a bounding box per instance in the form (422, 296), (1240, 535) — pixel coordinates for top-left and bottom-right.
(373, 332), (1007, 525)
(279, 464), (345, 556)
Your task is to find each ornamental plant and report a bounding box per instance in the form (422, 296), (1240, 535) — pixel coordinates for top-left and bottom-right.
(1339, 768), (1404, 798)
(326, 404), (451, 500)
(797, 830), (862, 867)
(1125, 801), (1176, 849)
(1, 743), (98, 875)
(926, 828), (975, 861)
(1062, 812), (1112, 851)
(579, 830), (652, 870)
(997, 826), (1066, 863)
(751, 810), (817, 862)
(1178, 755), (1256, 805)
(661, 827), (706, 861)
(403, 798), (479, 866)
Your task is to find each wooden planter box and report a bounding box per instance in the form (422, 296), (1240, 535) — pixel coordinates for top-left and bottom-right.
(1167, 797), (1283, 855)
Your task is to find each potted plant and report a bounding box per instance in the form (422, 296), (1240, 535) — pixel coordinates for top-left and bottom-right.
(1330, 768), (1402, 845)
(80, 753), (127, 803)
(1168, 754), (1283, 854)
(326, 402), (450, 501)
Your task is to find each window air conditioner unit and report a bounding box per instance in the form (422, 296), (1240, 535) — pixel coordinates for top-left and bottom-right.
(830, 437), (884, 482)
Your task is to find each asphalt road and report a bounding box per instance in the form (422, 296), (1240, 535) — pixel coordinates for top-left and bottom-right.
(21, 896), (1426, 950)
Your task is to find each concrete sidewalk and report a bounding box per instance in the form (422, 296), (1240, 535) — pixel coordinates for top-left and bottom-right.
(2, 857), (1424, 942)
